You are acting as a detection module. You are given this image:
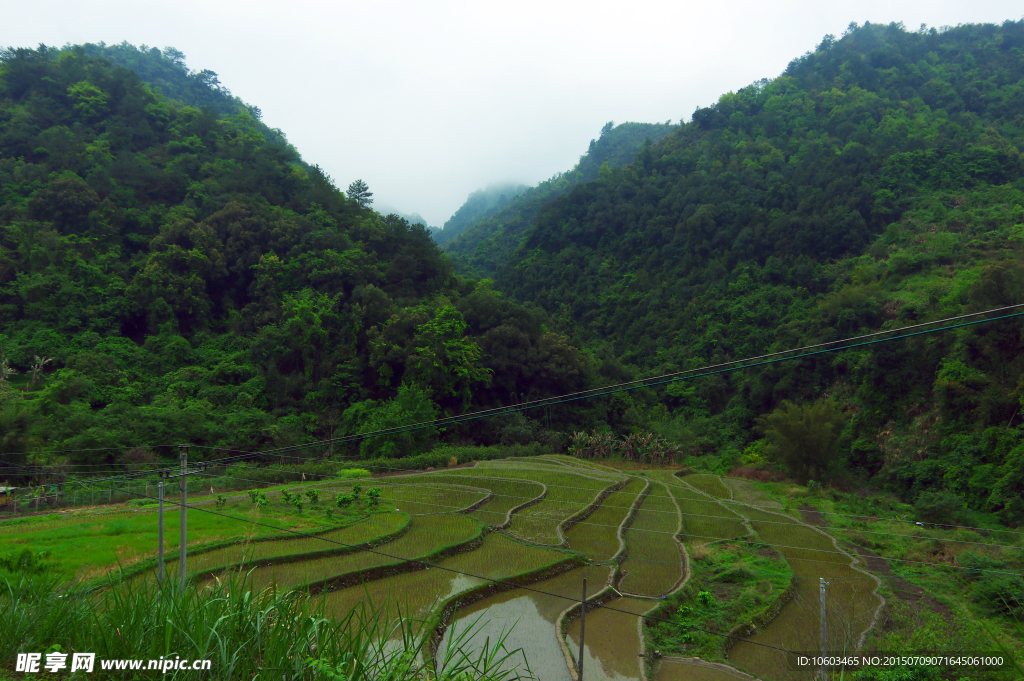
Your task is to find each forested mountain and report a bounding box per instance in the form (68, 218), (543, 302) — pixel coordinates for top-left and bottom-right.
(377, 207), (435, 231)
(431, 182), (528, 247)
(493, 20), (1024, 522)
(0, 44), (591, 468)
(5, 22), (1024, 528)
(78, 42), (250, 117)
(442, 121), (677, 276)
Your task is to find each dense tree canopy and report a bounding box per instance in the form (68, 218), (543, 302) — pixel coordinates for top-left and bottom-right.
(449, 20), (1024, 523)
(0, 44), (589, 470)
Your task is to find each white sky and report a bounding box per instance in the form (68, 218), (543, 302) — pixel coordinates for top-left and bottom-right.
(2, 1), (1021, 225)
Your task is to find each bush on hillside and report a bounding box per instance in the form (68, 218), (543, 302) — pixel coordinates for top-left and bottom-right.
(914, 490), (965, 526)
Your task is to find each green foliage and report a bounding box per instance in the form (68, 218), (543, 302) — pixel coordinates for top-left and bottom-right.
(305, 488), (319, 505)
(354, 383), (439, 459)
(336, 493), (354, 508)
(215, 494), (226, 508)
(0, 548), (53, 575)
(568, 429), (683, 463)
(366, 487), (382, 506)
(914, 490), (965, 525)
(442, 121), (677, 276)
(740, 439), (769, 465)
(972, 573), (1024, 616)
(0, 572), (532, 681)
(760, 398), (846, 483)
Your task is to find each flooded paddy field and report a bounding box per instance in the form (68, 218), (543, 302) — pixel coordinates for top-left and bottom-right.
(565, 478), (646, 562)
(404, 472), (547, 528)
(565, 596), (654, 681)
(320, 532), (568, 624)
(726, 504), (882, 681)
(46, 456), (889, 680)
(437, 564), (613, 681)
(619, 481), (684, 597)
(235, 513), (482, 591)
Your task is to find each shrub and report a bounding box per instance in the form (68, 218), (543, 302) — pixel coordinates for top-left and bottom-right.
(336, 493), (354, 508)
(914, 490), (964, 526)
(215, 495), (227, 508)
(0, 548), (53, 575)
(366, 487), (382, 506)
(568, 430), (682, 463)
(305, 488), (320, 506)
(973, 573), (1024, 615)
(354, 383), (439, 459)
(759, 398), (846, 483)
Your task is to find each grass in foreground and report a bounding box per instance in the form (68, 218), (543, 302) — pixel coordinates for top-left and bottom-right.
(0, 569), (535, 680)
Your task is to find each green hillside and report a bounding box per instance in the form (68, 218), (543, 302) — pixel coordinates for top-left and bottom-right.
(492, 21), (1024, 521)
(5, 22), (1024, 529)
(0, 44), (590, 468)
(431, 182), (528, 247)
(443, 121), (677, 276)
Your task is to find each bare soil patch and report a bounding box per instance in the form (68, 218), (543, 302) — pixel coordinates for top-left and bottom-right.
(798, 504), (825, 528)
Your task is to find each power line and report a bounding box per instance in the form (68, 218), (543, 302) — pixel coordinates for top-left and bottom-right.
(6, 306), (1024, 539)
(157, 307), (1024, 474)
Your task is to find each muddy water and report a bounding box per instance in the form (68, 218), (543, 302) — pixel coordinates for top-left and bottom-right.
(436, 565), (613, 681)
(565, 596), (653, 681)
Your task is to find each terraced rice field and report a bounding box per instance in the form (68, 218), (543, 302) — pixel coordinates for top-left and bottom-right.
(405, 473), (546, 528)
(655, 475), (748, 546)
(565, 478), (646, 562)
(36, 457), (885, 681)
(619, 481), (684, 597)
(680, 473), (732, 499)
(437, 564), (613, 681)
(157, 511), (408, 580)
(565, 596), (654, 681)
(440, 464), (621, 545)
(235, 513), (482, 592)
(320, 532), (569, 626)
(721, 477), (781, 508)
(727, 504), (882, 680)
(379, 483), (489, 516)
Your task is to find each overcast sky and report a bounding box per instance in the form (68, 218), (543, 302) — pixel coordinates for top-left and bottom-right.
(2, 1), (1021, 225)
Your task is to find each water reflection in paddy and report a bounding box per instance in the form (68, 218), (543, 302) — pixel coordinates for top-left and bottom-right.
(321, 532), (565, 632)
(437, 565), (612, 681)
(565, 596), (653, 681)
